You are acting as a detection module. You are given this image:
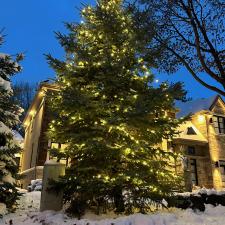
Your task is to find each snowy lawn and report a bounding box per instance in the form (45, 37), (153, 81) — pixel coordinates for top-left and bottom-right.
(1, 190), (225, 225)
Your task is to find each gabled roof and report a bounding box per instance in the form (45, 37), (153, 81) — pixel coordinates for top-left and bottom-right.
(174, 121), (208, 144)
(175, 95), (224, 118)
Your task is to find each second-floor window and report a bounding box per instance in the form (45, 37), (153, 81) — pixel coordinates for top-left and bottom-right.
(213, 116), (225, 134)
(187, 146), (196, 155)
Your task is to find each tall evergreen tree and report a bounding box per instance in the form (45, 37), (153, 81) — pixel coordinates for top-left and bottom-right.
(47, 0), (186, 215)
(0, 34), (23, 213)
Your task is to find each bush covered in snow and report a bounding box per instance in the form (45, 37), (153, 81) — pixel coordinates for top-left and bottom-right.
(27, 179), (42, 192)
(167, 188), (225, 212)
(0, 34), (23, 213)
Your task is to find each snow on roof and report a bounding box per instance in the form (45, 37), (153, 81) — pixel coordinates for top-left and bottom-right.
(175, 95), (218, 118)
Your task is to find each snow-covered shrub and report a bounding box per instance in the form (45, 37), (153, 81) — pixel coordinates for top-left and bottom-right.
(28, 179), (42, 192)
(167, 188), (225, 211)
(0, 35), (23, 212)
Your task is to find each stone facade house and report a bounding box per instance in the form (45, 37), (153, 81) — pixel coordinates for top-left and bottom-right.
(174, 95), (225, 189)
(20, 82), (225, 190)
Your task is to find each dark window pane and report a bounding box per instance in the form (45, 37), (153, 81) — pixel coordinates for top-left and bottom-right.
(190, 159), (198, 185)
(187, 146), (195, 155)
(221, 129), (225, 134)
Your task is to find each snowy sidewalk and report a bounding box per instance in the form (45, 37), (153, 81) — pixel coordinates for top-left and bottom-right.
(1, 191), (225, 225)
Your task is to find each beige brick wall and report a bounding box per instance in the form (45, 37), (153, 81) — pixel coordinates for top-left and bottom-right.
(189, 99), (225, 189)
(208, 100), (225, 189)
(193, 156), (213, 188)
(173, 143), (213, 188)
(191, 114), (208, 138)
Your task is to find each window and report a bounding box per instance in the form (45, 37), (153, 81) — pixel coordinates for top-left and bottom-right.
(219, 161), (225, 183)
(190, 159), (198, 186)
(213, 116), (225, 134)
(187, 146), (195, 155)
(187, 127), (197, 135)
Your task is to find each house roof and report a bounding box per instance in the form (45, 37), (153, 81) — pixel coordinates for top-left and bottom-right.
(175, 95), (223, 118)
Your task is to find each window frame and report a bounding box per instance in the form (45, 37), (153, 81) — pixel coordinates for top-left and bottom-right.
(190, 158), (198, 186)
(213, 115), (225, 134)
(219, 160), (225, 183)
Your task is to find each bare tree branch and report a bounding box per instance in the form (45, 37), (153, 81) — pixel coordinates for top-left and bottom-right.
(135, 0), (225, 95)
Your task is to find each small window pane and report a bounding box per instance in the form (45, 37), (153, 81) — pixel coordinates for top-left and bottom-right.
(219, 117), (223, 122)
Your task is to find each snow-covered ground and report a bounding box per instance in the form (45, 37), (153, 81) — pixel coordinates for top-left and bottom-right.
(1, 190), (225, 225)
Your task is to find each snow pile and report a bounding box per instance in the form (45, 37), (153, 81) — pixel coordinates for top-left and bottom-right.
(178, 187), (225, 197)
(2, 191), (225, 225)
(0, 203), (6, 217)
(0, 190), (40, 223)
(2, 204), (225, 225)
(28, 179), (42, 192)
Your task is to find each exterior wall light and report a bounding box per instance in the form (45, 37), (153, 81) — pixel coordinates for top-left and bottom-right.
(198, 115), (205, 123)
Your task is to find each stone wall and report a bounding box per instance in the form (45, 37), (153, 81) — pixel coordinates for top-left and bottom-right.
(191, 114), (208, 138)
(173, 143), (213, 188)
(208, 99), (225, 188)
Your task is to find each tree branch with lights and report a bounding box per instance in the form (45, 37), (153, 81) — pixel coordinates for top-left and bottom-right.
(47, 0), (186, 216)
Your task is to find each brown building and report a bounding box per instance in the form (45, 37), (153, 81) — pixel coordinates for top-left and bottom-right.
(20, 83), (225, 190)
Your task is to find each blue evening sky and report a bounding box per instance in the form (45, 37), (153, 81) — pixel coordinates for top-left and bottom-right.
(0, 0), (220, 99)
